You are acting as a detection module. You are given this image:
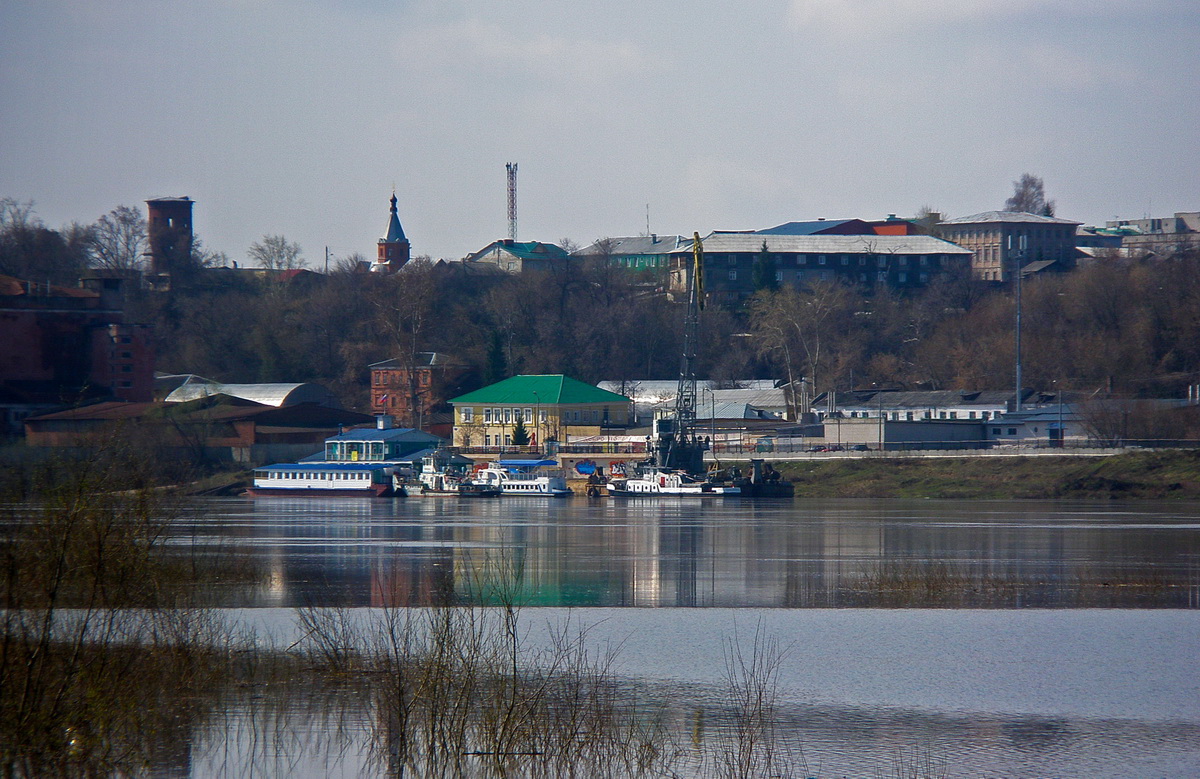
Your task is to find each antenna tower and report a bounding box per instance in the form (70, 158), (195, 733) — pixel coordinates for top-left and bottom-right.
(506, 162), (518, 240)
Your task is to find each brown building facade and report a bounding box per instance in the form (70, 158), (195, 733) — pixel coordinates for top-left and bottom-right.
(937, 211), (1080, 282)
(369, 352), (469, 429)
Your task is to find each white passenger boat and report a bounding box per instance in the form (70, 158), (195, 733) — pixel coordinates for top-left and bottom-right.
(407, 450), (501, 497)
(605, 465), (740, 497)
(469, 460), (573, 497)
(249, 462), (403, 497)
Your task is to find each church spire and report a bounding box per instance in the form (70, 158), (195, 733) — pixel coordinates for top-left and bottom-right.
(374, 190), (411, 272)
(384, 190), (407, 243)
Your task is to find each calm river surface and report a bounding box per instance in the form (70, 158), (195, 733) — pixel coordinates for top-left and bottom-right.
(170, 496), (1200, 778)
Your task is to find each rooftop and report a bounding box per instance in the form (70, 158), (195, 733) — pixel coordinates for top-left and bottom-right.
(755, 219), (871, 235)
(164, 382), (338, 407)
(452, 375), (631, 406)
(574, 235), (687, 256)
(325, 427), (444, 443)
(468, 241), (571, 262)
(940, 211), (1081, 226)
(682, 234), (971, 255)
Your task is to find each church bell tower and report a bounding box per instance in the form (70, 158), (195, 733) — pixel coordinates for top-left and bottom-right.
(373, 192), (411, 273)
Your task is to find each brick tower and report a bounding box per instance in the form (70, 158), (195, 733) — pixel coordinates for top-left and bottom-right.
(373, 192), (411, 273)
(145, 197), (194, 275)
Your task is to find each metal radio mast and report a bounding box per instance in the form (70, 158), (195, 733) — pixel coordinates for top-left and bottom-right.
(506, 162), (518, 241)
(655, 232), (705, 474)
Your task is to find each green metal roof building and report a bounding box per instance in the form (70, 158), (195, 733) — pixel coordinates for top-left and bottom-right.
(450, 375), (632, 447)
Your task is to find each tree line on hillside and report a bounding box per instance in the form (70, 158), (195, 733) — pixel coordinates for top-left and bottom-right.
(5, 197), (1200, 414)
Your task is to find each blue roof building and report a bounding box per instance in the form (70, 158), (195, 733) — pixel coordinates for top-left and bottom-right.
(323, 417), (445, 461)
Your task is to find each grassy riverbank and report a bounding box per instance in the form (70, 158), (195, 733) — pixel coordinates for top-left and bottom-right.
(766, 449), (1200, 500)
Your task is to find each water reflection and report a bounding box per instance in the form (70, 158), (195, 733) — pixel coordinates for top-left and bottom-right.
(169, 497), (1200, 609)
(177, 672), (1200, 779)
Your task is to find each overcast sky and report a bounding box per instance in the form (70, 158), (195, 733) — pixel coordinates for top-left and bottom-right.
(2, 0), (1197, 264)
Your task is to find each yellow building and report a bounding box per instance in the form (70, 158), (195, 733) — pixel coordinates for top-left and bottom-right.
(449, 374), (632, 447)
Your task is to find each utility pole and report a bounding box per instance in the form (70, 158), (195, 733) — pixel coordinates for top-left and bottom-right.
(1014, 236), (1026, 413)
(506, 162), (518, 241)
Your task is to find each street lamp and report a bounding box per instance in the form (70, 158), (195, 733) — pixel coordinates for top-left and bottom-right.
(532, 390), (541, 453)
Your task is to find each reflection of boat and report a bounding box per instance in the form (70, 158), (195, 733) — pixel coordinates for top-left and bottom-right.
(606, 464), (740, 497)
(469, 460), (573, 497)
(249, 462), (404, 497)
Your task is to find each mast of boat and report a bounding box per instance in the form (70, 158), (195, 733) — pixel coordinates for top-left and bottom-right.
(656, 232), (704, 474)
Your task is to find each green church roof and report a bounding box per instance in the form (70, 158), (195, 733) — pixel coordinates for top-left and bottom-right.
(451, 375), (630, 406)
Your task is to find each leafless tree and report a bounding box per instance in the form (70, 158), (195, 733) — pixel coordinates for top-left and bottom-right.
(89, 205), (147, 271)
(1004, 173), (1055, 216)
(248, 234), (304, 270)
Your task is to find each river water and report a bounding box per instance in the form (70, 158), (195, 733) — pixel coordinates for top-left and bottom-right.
(169, 496), (1199, 777)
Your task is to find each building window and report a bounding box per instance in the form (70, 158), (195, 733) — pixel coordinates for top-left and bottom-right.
(799, 255), (808, 265)
(982, 411), (990, 420)
(504, 408), (512, 424)
(840, 255), (849, 266)
(949, 411), (957, 419)
(775, 270), (783, 282)
(524, 408), (532, 421)
(877, 271), (886, 281)
(1008, 428), (1017, 435)
(539, 409), (547, 424)
(505, 435), (512, 445)
(728, 269), (737, 281)
(818, 255), (826, 265)
(968, 411), (976, 419)
(728, 255), (737, 266)
(898, 272), (907, 283)
(484, 408), (492, 423)
(462, 407), (473, 423)
(906, 412), (914, 420)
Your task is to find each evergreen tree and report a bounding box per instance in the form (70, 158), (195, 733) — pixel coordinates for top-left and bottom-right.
(485, 330), (508, 385)
(753, 240), (779, 292)
(511, 414), (530, 446)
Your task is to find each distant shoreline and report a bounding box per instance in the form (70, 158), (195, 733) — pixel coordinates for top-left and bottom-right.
(758, 449), (1200, 500)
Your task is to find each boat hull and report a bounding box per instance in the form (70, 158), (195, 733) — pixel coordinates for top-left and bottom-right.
(606, 484), (740, 497)
(247, 484), (399, 498)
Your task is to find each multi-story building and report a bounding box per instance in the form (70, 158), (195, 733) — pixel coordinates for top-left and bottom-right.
(464, 240), (571, 273)
(572, 234), (685, 272)
(368, 352), (469, 428)
(1105, 211), (1200, 255)
(665, 233), (971, 304)
(937, 211), (1080, 282)
(0, 274), (153, 434)
(450, 374), (632, 448)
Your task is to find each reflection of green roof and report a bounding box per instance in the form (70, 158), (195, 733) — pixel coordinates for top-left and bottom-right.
(451, 375), (630, 405)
